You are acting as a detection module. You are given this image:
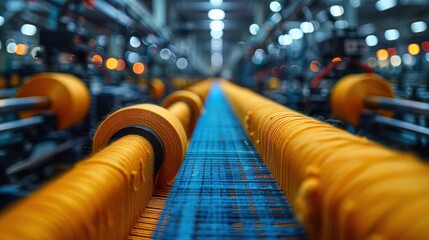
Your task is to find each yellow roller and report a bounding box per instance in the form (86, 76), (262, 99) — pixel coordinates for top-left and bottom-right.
(221, 80), (429, 240)
(186, 79), (213, 102)
(0, 135), (154, 240)
(10, 74), (20, 87)
(162, 90), (203, 138)
(0, 76), (6, 89)
(330, 73), (394, 126)
(93, 104), (187, 187)
(17, 73), (91, 130)
(166, 101), (192, 139)
(0, 82), (212, 239)
(150, 78), (165, 101)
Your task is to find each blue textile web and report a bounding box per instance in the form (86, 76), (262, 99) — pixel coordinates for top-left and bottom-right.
(153, 82), (306, 239)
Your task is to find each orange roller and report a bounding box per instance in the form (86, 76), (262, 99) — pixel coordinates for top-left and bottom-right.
(17, 73), (91, 129)
(185, 79), (213, 102)
(0, 76), (6, 89)
(150, 78), (165, 101)
(93, 104), (187, 187)
(220, 80), (429, 240)
(0, 82), (211, 239)
(162, 90), (203, 137)
(0, 135), (154, 240)
(330, 73), (394, 126)
(166, 101), (192, 139)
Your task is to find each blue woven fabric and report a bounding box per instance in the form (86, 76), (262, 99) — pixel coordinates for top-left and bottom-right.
(154, 82), (306, 239)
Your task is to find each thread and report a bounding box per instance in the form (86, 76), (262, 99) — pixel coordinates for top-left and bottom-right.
(153, 82), (306, 239)
(221, 80), (429, 240)
(0, 83), (211, 239)
(93, 104), (187, 187)
(185, 79), (213, 102)
(162, 90), (203, 138)
(165, 101), (192, 139)
(0, 135), (154, 240)
(128, 186), (172, 239)
(16, 73), (91, 130)
(150, 78), (165, 102)
(330, 73), (394, 126)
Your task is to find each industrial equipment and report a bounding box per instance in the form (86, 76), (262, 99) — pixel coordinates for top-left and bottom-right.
(0, 0), (429, 239)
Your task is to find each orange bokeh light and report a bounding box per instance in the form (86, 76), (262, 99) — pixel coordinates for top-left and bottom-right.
(91, 54), (103, 65)
(106, 57), (118, 70)
(116, 59), (126, 71)
(133, 62), (145, 74)
(331, 57), (342, 63)
(376, 49), (388, 61)
(310, 60), (320, 72)
(15, 44), (28, 56)
(408, 43), (420, 55)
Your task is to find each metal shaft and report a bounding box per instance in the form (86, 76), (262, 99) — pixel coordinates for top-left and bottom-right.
(365, 96), (429, 117)
(0, 116), (45, 134)
(372, 115), (429, 137)
(6, 138), (83, 177)
(0, 97), (50, 114)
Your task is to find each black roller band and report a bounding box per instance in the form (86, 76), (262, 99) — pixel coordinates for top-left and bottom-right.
(109, 126), (165, 174)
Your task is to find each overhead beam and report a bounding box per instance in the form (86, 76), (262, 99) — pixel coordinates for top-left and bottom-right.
(177, 2), (248, 12)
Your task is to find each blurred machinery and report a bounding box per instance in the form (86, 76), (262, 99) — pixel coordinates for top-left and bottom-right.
(0, 0), (429, 239)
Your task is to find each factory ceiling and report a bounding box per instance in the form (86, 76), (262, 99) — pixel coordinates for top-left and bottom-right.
(1, 0), (429, 75)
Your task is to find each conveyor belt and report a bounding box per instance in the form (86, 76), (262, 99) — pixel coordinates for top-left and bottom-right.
(153, 83), (306, 239)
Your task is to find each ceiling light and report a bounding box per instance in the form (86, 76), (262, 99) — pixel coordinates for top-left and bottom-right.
(402, 53), (415, 66)
(21, 24), (37, 36)
(278, 34), (292, 46)
(176, 58), (188, 70)
(129, 36), (141, 48)
(211, 30), (223, 38)
(6, 42), (16, 54)
(160, 48), (172, 60)
(335, 20), (349, 29)
(300, 22), (314, 33)
(31, 46), (41, 59)
(211, 52), (222, 69)
(330, 5), (344, 17)
(208, 9), (225, 20)
(252, 49), (265, 65)
(210, 20), (224, 31)
(289, 28), (303, 40)
(211, 39), (222, 51)
(126, 51), (140, 63)
(210, 0), (222, 6)
(269, 1), (282, 12)
(411, 21), (427, 33)
(384, 29), (400, 41)
(0, 16), (4, 26)
(365, 35), (378, 46)
(249, 24), (259, 35)
(375, 0), (397, 11)
(390, 55), (401, 67)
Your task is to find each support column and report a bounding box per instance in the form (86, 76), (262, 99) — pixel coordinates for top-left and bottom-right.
(153, 0), (166, 26)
